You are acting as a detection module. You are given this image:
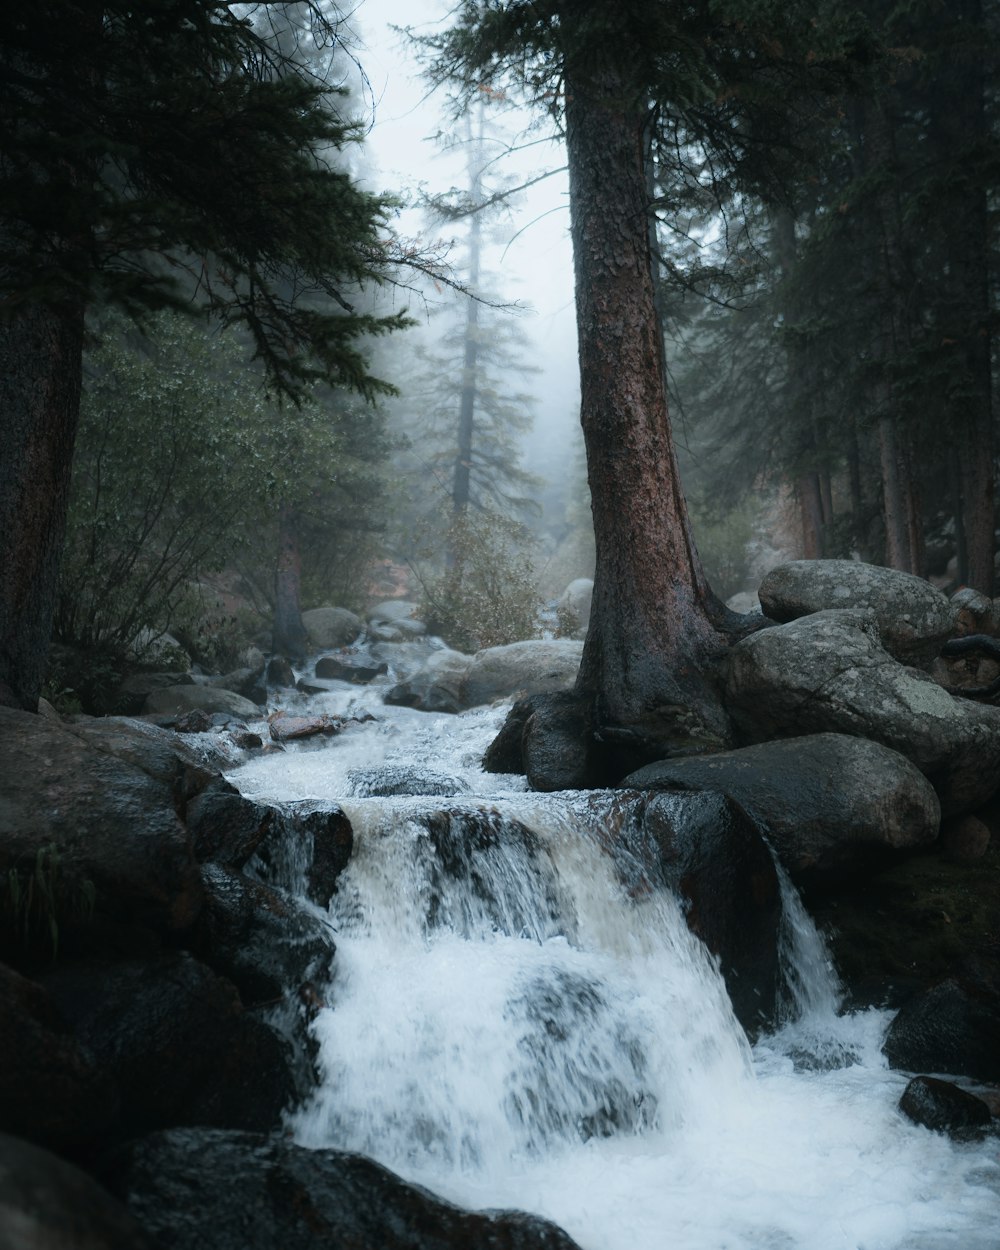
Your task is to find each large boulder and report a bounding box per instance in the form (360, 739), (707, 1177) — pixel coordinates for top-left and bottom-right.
(109, 670), (195, 716)
(39, 953), (294, 1137)
(143, 683), (261, 719)
(302, 606), (364, 649)
(184, 777), (274, 868)
(112, 1128), (582, 1250)
(462, 640), (584, 709)
(384, 649), (473, 714)
(193, 865), (335, 1006)
(367, 599), (427, 641)
(898, 1076), (993, 1138)
(622, 732), (940, 885)
(0, 707), (203, 938)
(883, 975), (1000, 1083)
(726, 609), (1000, 815)
(0, 962), (118, 1154)
(556, 578), (593, 638)
(636, 790), (782, 1034)
(758, 560), (956, 663)
(0, 1132), (154, 1250)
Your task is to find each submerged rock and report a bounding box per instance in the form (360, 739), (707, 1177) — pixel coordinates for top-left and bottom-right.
(347, 764), (471, 798)
(623, 733), (940, 885)
(758, 559), (956, 663)
(726, 609), (1000, 814)
(899, 1075), (993, 1138)
(112, 1127), (583, 1250)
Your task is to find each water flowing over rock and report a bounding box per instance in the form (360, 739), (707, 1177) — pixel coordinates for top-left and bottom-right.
(346, 764), (472, 798)
(758, 560), (957, 663)
(726, 609), (1000, 814)
(898, 1076), (993, 1138)
(385, 648), (473, 713)
(112, 1128), (583, 1250)
(622, 733), (940, 884)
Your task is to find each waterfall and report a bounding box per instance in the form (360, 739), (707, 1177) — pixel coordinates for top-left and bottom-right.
(229, 698), (1000, 1250)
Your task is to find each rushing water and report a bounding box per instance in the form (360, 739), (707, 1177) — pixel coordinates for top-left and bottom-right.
(229, 678), (1000, 1250)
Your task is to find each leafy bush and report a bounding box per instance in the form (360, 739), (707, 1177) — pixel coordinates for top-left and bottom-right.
(415, 511), (540, 653)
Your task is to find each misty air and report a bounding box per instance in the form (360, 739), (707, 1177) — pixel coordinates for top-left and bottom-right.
(1, 3), (998, 1249)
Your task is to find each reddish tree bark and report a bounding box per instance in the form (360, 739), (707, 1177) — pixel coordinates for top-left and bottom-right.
(564, 59), (734, 761)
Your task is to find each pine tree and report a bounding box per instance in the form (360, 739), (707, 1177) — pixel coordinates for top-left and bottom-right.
(0, 1), (407, 710)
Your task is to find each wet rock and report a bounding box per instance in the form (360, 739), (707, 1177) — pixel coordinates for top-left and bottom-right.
(267, 711), (341, 742)
(110, 670), (196, 716)
(266, 656), (297, 687)
(462, 640), (583, 709)
(638, 791), (782, 1034)
(201, 664), (268, 706)
(385, 648), (473, 713)
(112, 1128), (582, 1250)
(367, 599), (426, 640)
(623, 733), (939, 886)
(250, 807), (354, 909)
(63, 713), (228, 791)
(523, 692), (594, 791)
(483, 697), (534, 774)
(144, 683), (261, 719)
(40, 953), (294, 1136)
(0, 707), (203, 940)
(0, 962), (118, 1155)
(0, 1132), (154, 1250)
(315, 654), (389, 683)
(347, 764), (471, 798)
(758, 560), (956, 664)
(302, 606), (364, 649)
(899, 1075), (993, 1138)
(194, 864), (335, 1006)
(951, 587), (999, 637)
(939, 814), (991, 862)
(184, 777), (273, 868)
(883, 976), (1000, 1083)
(726, 609), (1000, 815)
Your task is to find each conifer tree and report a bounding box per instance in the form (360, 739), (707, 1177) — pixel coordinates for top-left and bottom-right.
(0, 1), (407, 710)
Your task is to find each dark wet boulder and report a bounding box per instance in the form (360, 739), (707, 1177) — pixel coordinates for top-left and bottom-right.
(250, 806), (354, 908)
(315, 653), (388, 683)
(0, 1132), (155, 1250)
(637, 790), (782, 1034)
(184, 776), (274, 868)
(385, 648), (472, 713)
(0, 962), (118, 1155)
(883, 976), (1000, 1083)
(726, 610), (1000, 816)
(0, 707), (204, 940)
(758, 559), (956, 664)
(622, 733), (939, 886)
(112, 1128), (582, 1250)
(194, 864), (335, 1006)
(483, 692), (597, 789)
(898, 1076), (993, 1138)
(347, 764), (471, 798)
(266, 655), (297, 687)
(39, 953), (294, 1137)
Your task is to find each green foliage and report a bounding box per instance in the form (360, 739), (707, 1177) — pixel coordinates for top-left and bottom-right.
(414, 511), (540, 652)
(1, 846), (96, 963)
(0, 1), (408, 399)
(55, 310), (394, 674)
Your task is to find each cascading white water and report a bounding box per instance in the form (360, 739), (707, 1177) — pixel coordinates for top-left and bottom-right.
(229, 686), (1000, 1250)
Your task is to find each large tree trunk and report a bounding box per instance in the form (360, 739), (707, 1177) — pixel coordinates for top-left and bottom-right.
(272, 503), (309, 663)
(0, 300), (84, 710)
(564, 61), (733, 763)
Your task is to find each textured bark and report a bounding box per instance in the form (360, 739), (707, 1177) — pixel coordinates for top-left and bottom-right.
(272, 504), (309, 662)
(797, 473), (825, 560)
(0, 300), (84, 710)
(564, 61), (732, 756)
